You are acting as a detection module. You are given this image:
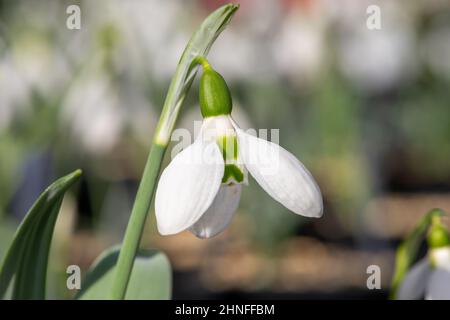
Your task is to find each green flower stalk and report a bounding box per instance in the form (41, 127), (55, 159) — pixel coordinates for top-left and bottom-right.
(109, 4), (239, 300)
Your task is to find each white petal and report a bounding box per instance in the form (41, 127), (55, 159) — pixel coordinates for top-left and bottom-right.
(189, 184), (242, 239)
(397, 258), (431, 300)
(234, 127), (323, 217)
(430, 247), (450, 271)
(426, 268), (450, 300)
(155, 138), (224, 235)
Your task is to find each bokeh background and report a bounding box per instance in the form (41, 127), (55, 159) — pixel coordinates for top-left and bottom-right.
(1, 0), (450, 299)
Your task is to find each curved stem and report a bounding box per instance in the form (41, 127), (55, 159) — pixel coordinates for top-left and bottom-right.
(193, 56), (212, 71)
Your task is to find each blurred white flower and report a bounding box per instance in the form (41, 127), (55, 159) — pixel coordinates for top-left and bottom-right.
(10, 33), (71, 94)
(398, 247), (450, 300)
(0, 34), (70, 131)
(272, 5), (326, 86)
(337, 27), (417, 92)
(0, 56), (30, 131)
(61, 73), (124, 155)
(334, 0), (418, 92)
(118, 0), (189, 80)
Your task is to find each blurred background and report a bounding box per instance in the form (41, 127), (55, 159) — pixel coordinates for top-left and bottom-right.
(1, 0), (450, 299)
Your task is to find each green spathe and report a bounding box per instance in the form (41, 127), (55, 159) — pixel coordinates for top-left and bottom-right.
(200, 68), (232, 117)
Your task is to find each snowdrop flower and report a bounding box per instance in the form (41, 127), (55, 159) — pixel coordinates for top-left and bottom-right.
(155, 59), (323, 238)
(398, 220), (450, 300)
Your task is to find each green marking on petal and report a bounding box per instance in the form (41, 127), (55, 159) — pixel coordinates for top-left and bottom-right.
(217, 135), (238, 162)
(222, 164), (244, 184)
(216, 135), (244, 184)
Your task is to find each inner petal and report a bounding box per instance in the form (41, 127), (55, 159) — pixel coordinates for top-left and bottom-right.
(216, 134), (247, 184)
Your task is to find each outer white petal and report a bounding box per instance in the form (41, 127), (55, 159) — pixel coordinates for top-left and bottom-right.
(397, 258), (431, 300)
(234, 125), (323, 217)
(189, 184), (242, 239)
(155, 139), (224, 235)
(430, 247), (450, 271)
(426, 268), (450, 300)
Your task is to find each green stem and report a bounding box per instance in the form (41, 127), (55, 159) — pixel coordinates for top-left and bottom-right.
(109, 144), (165, 299)
(193, 56), (212, 71)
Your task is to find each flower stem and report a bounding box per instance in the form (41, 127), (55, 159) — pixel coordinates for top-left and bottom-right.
(109, 143), (165, 300)
(193, 56), (212, 71)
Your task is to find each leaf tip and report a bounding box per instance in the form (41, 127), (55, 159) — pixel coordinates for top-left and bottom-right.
(226, 3), (240, 14)
(66, 169), (82, 182)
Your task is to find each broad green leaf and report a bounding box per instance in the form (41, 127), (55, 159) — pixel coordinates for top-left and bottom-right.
(154, 3), (240, 145)
(77, 246), (171, 300)
(0, 169), (82, 300)
(390, 208), (445, 299)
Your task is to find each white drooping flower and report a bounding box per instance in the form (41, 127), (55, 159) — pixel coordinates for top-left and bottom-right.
(155, 59), (323, 239)
(398, 247), (450, 300)
(155, 112), (323, 238)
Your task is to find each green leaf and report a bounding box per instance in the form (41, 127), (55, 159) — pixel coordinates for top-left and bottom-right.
(390, 208), (445, 299)
(77, 246), (171, 300)
(154, 3), (240, 145)
(0, 169), (82, 300)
